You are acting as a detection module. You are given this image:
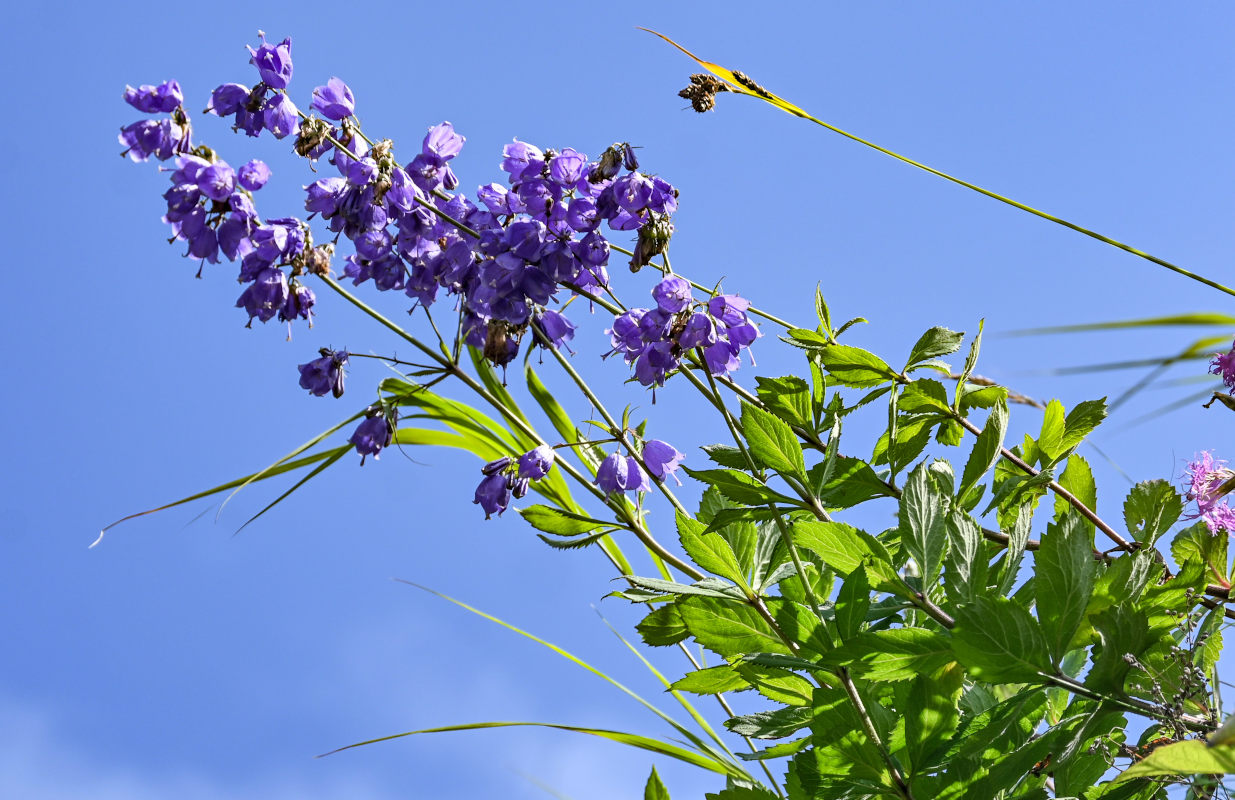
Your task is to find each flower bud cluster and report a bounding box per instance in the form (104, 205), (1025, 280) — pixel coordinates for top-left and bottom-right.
(473, 446), (557, 518)
(607, 276), (760, 388)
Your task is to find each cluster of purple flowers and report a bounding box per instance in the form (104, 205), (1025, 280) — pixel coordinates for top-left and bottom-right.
(1184, 451), (1235, 534)
(594, 439), (685, 497)
(307, 127), (680, 370)
(204, 34), (301, 141)
(1210, 340), (1235, 390)
(607, 275), (760, 388)
(474, 446), (557, 518)
(156, 148), (321, 332)
(119, 80), (193, 163)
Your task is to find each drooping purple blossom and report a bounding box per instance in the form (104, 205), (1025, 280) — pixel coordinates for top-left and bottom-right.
(311, 77), (355, 120)
(262, 92), (300, 139)
(595, 452), (650, 496)
(642, 440), (685, 485)
(351, 410), (393, 463)
(533, 309), (576, 350)
(1184, 452), (1235, 534)
(518, 445), (555, 481)
(236, 267), (289, 324)
(474, 473), (512, 518)
(297, 348), (349, 397)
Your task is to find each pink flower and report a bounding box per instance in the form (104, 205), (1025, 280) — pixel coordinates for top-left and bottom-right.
(1209, 339), (1235, 389)
(1184, 451), (1235, 533)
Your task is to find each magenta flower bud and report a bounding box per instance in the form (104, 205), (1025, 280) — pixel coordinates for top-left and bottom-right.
(311, 77), (355, 120)
(247, 33), (293, 89)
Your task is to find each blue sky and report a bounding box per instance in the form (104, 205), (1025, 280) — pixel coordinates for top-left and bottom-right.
(3, 2), (1234, 798)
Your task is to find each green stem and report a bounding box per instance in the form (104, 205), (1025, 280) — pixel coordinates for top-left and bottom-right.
(317, 275), (703, 580)
(784, 109), (1235, 299)
(533, 323), (694, 520)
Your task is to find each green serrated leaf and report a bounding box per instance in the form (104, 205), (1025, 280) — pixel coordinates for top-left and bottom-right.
(645, 766), (671, 800)
(1087, 604), (1150, 693)
(702, 444), (749, 470)
(1116, 739), (1235, 782)
(1060, 398), (1108, 453)
(683, 467), (797, 506)
(944, 510), (987, 605)
(1037, 513), (1096, 664)
(518, 505), (603, 536)
(808, 456), (896, 509)
(678, 596), (793, 658)
(835, 566), (870, 643)
(726, 706), (813, 740)
(952, 596), (1052, 683)
(819, 344), (900, 388)
(671, 665), (750, 695)
(1053, 455), (1097, 531)
(755, 376), (812, 429)
(678, 511), (748, 589)
(900, 462), (949, 585)
(958, 400), (1007, 502)
(906, 326), (966, 370)
(637, 603), (688, 646)
(1123, 479), (1183, 547)
(822, 628), (955, 682)
(814, 285), (832, 336)
(741, 402), (807, 479)
(794, 520), (894, 579)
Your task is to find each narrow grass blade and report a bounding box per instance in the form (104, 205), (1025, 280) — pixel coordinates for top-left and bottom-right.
(643, 29), (1235, 298)
(320, 720), (739, 776)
